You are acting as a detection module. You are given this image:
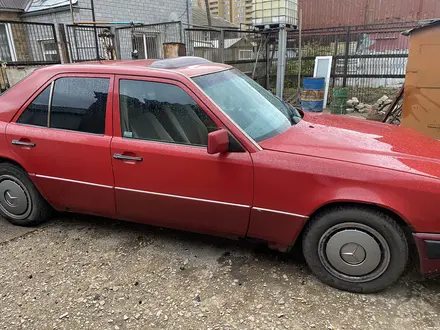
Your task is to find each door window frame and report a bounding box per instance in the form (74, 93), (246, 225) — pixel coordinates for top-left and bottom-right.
(113, 75), (228, 147)
(13, 73), (114, 137)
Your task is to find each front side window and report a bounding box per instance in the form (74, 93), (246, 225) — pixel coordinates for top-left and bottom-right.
(193, 69), (301, 142)
(119, 80), (218, 146)
(17, 77), (109, 135)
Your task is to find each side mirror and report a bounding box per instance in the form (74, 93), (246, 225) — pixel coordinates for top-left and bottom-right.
(207, 129), (229, 155)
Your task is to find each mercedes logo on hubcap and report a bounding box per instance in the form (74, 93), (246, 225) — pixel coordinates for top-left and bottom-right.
(340, 243), (366, 265)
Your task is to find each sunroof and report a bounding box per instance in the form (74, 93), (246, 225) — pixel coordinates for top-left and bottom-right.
(151, 57), (212, 69)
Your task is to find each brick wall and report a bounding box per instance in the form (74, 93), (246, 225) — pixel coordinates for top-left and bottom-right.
(0, 11), (22, 21)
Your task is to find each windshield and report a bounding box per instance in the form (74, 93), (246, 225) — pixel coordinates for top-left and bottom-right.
(193, 69), (301, 142)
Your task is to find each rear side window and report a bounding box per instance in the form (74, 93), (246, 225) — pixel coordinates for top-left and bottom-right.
(17, 85), (51, 127)
(17, 77), (109, 135)
(51, 78), (109, 134)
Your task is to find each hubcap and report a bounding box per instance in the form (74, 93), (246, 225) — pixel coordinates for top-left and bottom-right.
(319, 223), (390, 283)
(340, 243), (366, 265)
(0, 175), (31, 220)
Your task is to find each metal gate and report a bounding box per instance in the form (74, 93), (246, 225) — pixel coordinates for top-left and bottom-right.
(115, 22), (183, 60)
(66, 24), (115, 62)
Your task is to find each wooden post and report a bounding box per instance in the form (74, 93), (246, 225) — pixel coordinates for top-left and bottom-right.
(204, 0), (212, 27)
(58, 24), (71, 63)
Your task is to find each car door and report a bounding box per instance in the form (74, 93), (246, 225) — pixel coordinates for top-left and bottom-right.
(6, 73), (116, 216)
(111, 75), (253, 236)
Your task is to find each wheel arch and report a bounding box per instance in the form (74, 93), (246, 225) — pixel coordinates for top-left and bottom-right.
(292, 201), (415, 251)
(0, 155), (51, 204)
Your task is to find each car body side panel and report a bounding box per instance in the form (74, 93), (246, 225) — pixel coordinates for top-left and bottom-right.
(111, 75), (254, 237)
(5, 73), (116, 217)
(248, 150), (440, 248)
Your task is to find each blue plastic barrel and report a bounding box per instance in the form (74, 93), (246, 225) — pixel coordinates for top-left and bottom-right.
(301, 77), (326, 112)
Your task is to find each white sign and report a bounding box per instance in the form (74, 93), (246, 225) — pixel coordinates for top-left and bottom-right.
(313, 56), (333, 107)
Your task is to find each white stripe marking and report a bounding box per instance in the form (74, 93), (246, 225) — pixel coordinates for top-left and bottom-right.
(35, 174), (113, 189)
(115, 186), (251, 208)
(253, 207), (309, 219)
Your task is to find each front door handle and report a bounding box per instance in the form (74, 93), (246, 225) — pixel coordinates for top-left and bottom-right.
(12, 140), (36, 147)
(113, 153), (143, 162)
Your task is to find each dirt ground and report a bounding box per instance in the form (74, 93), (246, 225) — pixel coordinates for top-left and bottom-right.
(1, 215), (439, 330)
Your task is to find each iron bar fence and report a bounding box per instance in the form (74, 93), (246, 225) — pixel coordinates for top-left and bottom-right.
(0, 20), (60, 66)
(281, 21), (419, 103)
(116, 22), (182, 60)
(66, 24), (113, 62)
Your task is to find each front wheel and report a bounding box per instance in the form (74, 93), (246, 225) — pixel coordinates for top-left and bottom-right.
(302, 207), (408, 293)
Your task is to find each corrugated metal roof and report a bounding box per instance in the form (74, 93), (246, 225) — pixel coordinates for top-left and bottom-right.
(0, 0), (29, 11)
(26, 0), (77, 13)
(403, 19), (440, 35)
(192, 7), (238, 29)
(298, 0), (440, 29)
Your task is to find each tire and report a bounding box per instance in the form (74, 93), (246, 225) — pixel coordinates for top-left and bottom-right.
(302, 206), (408, 293)
(0, 163), (51, 226)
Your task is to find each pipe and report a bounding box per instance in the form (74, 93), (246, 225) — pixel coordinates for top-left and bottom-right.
(73, 21), (143, 25)
(69, 0), (74, 23)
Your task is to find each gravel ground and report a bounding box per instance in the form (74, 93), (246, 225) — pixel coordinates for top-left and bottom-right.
(0, 214), (439, 330)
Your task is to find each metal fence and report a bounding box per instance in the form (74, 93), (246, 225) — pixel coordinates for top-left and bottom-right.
(116, 22), (183, 60)
(0, 20), (60, 65)
(282, 21), (419, 103)
(185, 28), (271, 87)
(66, 24), (113, 62)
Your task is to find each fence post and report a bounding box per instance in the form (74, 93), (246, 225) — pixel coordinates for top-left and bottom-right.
(331, 34), (338, 88)
(57, 24), (70, 63)
(265, 33), (270, 89)
(219, 29), (225, 63)
(112, 26), (121, 60)
(342, 26), (351, 87)
(179, 21), (183, 43)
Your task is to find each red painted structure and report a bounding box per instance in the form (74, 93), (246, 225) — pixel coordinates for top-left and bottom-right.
(1, 60), (440, 275)
(299, 0), (440, 29)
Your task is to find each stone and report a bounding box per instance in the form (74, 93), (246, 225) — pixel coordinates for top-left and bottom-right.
(59, 313), (69, 319)
(346, 108), (355, 114)
(383, 98), (393, 105)
(346, 99), (356, 107)
(355, 103), (366, 110)
(357, 104), (371, 113)
(377, 95), (389, 105)
(352, 97), (359, 105)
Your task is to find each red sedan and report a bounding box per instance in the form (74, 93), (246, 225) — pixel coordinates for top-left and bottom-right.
(0, 57), (439, 293)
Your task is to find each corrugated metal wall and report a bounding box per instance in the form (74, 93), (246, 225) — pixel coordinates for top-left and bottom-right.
(299, 0), (440, 29)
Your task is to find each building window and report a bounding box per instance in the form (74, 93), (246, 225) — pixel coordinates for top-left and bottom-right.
(39, 39), (59, 62)
(239, 49), (253, 60)
(0, 23), (16, 62)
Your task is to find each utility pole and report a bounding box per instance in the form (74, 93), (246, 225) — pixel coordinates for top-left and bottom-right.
(90, 0), (100, 60)
(204, 0), (212, 27)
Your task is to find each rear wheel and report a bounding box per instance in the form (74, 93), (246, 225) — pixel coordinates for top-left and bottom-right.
(0, 163), (51, 226)
(302, 207), (408, 293)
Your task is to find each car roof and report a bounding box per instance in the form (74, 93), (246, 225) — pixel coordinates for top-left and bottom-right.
(36, 57), (231, 79)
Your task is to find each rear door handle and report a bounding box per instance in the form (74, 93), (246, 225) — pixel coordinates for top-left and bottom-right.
(12, 140), (36, 147)
(113, 153), (143, 162)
